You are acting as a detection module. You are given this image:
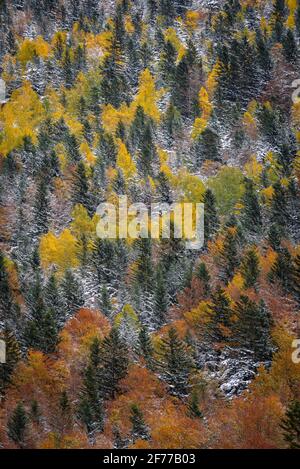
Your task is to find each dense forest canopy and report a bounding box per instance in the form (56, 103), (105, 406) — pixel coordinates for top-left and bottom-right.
(0, 0), (300, 450)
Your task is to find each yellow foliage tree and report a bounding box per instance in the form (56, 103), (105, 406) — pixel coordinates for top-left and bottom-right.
(40, 229), (79, 273)
(116, 140), (137, 179)
(0, 81), (45, 155)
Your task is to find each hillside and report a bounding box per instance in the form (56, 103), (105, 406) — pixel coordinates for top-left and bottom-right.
(0, 0), (300, 449)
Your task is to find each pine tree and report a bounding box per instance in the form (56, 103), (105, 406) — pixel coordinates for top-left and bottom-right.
(281, 400), (300, 449)
(7, 402), (28, 448)
(136, 326), (155, 370)
(154, 264), (168, 327)
(221, 228), (240, 280)
(157, 327), (195, 397)
(130, 404), (150, 442)
(234, 296), (273, 360)
(208, 287), (233, 342)
(282, 30), (297, 63)
(73, 161), (91, 211)
(240, 246), (260, 289)
(241, 178), (262, 233)
(78, 338), (104, 437)
(61, 269), (84, 317)
(204, 189), (219, 242)
(188, 390), (203, 419)
(269, 248), (293, 293)
(99, 328), (129, 399)
(195, 262), (211, 296)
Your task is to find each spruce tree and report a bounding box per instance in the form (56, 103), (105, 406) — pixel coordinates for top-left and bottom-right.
(78, 338), (104, 437)
(136, 326), (155, 370)
(7, 402), (28, 448)
(154, 264), (168, 327)
(73, 161), (91, 211)
(188, 390), (203, 419)
(281, 400), (300, 449)
(282, 30), (297, 63)
(234, 296), (273, 360)
(99, 328), (129, 399)
(195, 262), (211, 296)
(157, 327), (195, 397)
(130, 404), (150, 442)
(61, 270), (84, 317)
(241, 178), (262, 233)
(269, 248), (293, 293)
(240, 246), (261, 289)
(100, 285), (112, 318)
(271, 182), (289, 228)
(208, 287), (233, 342)
(221, 228), (240, 280)
(204, 189), (219, 242)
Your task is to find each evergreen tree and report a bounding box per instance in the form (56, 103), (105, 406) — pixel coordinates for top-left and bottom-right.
(34, 177), (49, 236)
(157, 327), (195, 397)
(188, 390), (203, 419)
(61, 270), (84, 317)
(7, 402), (28, 448)
(78, 338), (104, 437)
(271, 182), (289, 228)
(241, 178), (262, 233)
(240, 246), (260, 289)
(208, 287), (233, 342)
(221, 228), (240, 280)
(0, 250), (18, 328)
(204, 189), (219, 242)
(268, 223), (282, 251)
(73, 161), (91, 211)
(195, 262), (211, 296)
(136, 326), (155, 370)
(234, 296), (273, 360)
(282, 30), (297, 63)
(99, 328), (129, 399)
(154, 264), (168, 327)
(269, 247), (293, 293)
(281, 400), (300, 449)
(66, 133), (81, 164)
(130, 404), (150, 442)
(44, 274), (65, 326)
(100, 285), (112, 318)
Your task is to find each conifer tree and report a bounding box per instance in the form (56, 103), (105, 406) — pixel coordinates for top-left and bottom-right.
(157, 327), (195, 397)
(188, 390), (203, 419)
(292, 254), (300, 303)
(130, 404), (150, 442)
(240, 246), (260, 289)
(241, 178), (262, 233)
(7, 402), (28, 448)
(34, 177), (49, 236)
(73, 161), (91, 211)
(221, 228), (240, 280)
(234, 296), (273, 360)
(154, 264), (168, 327)
(268, 223), (282, 251)
(61, 270), (84, 317)
(100, 285), (112, 318)
(281, 400), (300, 449)
(282, 30), (297, 63)
(195, 262), (211, 296)
(136, 326), (155, 370)
(271, 182), (289, 228)
(78, 338), (104, 437)
(269, 248), (293, 293)
(208, 287), (233, 342)
(204, 189), (219, 242)
(99, 328), (129, 399)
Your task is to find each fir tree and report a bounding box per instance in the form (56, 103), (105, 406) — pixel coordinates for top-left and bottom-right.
(240, 246), (260, 289)
(268, 223), (282, 251)
(100, 285), (112, 318)
(130, 404), (150, 442)
(154, 264), (168, 327)
(208, 287), (233, 342)
(234, 296), (273, 360)
(195, 262), (211, 296)
(99, 328), (129, 399)
(61, 270), (84, 317)
(282, 30), (297, 63)
(73, 161), (91, 211)
(204, 189), (219, 242)
(269, 248), (293, 293)
(136, 326), (155, 370)
(241, 178), (262, 233)
(157, 327), (195, 397)
(271, 182), (289, 228)
(7, 402), (28, 448)
(78, 338), (104, 437)
(221, 228), (240, 281)
(281, 400), (300, 449)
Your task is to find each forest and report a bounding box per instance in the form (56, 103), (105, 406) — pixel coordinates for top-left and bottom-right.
(0, 0), (300, 450)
